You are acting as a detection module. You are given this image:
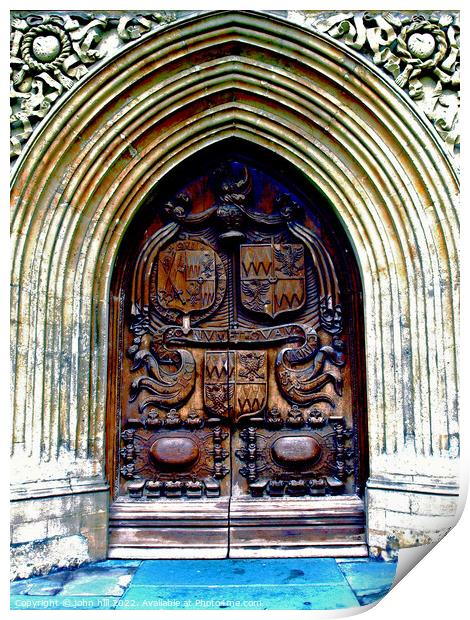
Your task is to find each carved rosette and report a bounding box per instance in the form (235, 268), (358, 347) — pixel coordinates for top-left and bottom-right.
(10, 11), (177, 160)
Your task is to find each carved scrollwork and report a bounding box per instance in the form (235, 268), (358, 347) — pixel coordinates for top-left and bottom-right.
(275, 327), (345, 407)
(320, 297), (343, 334)
(161, 163), (307, 245)
(287, 220), (340, 314)
(162, 193), (192, 223)
(116, 158), (362, 506)
(274, 193), (305, 223)
(128, 330), (196, 412)
(11, 11), (459, 163)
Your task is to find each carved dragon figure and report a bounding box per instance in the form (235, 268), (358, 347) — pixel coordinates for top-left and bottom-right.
(275, 327), (345, 407)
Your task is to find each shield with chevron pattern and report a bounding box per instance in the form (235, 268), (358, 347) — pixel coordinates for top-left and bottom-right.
(204, 350), (267, 422)
(240, 243), (306, 318)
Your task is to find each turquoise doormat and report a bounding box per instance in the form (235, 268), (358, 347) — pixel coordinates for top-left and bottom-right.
(11, 557), (397, 611)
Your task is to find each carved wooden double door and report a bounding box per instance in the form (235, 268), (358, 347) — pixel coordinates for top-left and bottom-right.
(108, 156), (367, 558)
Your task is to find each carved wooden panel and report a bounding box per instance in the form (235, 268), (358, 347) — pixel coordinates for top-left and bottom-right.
(107, 151), (367, 555)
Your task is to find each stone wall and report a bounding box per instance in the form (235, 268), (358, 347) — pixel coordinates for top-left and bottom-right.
(11, 491), (108, 580)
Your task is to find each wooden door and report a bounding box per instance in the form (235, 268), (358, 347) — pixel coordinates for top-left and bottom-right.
(107, 151), (368, 558)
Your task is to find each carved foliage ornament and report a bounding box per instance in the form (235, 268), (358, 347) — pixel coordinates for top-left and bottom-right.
(11, 11), (459, 163)
(304, 11), (460, 155)
(10, 11), (176, 160)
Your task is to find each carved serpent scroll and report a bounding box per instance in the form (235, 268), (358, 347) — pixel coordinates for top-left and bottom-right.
(128, 331), (196, 411)
(275, 327), (346, 407)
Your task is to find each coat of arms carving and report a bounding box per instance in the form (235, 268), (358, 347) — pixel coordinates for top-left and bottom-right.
(240, 243), (306, 318)
(204, 350), (268, 422)
(157, 240), (217, 313)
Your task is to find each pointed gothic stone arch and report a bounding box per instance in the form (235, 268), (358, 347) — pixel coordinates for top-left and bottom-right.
(11, 10), (459, 574)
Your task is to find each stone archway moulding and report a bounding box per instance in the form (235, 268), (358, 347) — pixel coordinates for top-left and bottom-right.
(10, 11), (459, 576)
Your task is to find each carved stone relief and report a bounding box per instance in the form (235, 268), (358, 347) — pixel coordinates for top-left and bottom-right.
(10, 11), (460, 165)
(10, 10), (459, 164)
(10, 11), (177, 160)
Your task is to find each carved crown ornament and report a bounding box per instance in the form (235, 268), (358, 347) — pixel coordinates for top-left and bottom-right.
(10, 10), (459, 164)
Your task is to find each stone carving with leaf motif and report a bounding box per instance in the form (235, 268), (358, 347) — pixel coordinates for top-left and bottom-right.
(11, 10), (460, 163)
(10, 11), (176, 160)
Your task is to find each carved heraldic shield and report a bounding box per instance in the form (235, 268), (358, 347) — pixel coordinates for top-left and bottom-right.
(240, 243), (306, 318)
(157, 240), (217, 314)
